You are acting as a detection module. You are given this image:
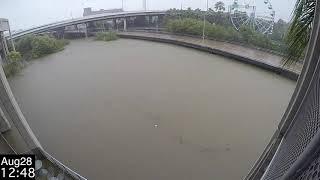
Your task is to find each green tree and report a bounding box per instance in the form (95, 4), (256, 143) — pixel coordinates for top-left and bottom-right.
(284, 0), (316, 65)
(4, 51), (23, 77)
(7, 51), (22, 62)
(215, 1), (225, 12)
(15, 35), (35, 55)
(31, 35), (68, 58)
(270, 19), (289, 41)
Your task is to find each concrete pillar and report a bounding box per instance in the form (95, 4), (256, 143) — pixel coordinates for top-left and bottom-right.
(0, 33), (8, 57)
(103, 21), (106, 32)
(8, 23), (15, 52)
(3, 38), (9, 56)
(0, 32), (8, 57)
(123, 18), (127, 31)
(85, 23), (88, 38)
(113, 19), (117, 30)
(156, 16), (159, 31)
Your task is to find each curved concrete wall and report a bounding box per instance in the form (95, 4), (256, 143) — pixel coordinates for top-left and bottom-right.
(118, 33), (299, 81)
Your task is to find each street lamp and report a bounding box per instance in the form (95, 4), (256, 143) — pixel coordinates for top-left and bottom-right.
(122, 0), (124, 10)
(202, 0), (209, 42)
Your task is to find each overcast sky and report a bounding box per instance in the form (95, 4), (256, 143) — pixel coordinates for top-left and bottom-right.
(1, 0), (296, 31)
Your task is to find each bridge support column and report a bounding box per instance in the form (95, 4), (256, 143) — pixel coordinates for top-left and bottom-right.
(113, 19), (117, 31)
(123, 18), (127, 31)
(57, 28), (65, 39)
(1, 34), (9, 57)
(8, 24), (15, 52)
(85, 23), (88, 38)
(103, 21), (106, 32)
(155, 16), (159, 32)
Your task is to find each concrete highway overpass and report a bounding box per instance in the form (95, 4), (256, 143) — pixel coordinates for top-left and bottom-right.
(9, 10), (167, 39)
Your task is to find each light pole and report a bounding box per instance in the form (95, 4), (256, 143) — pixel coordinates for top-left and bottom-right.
(143, 0), (147, 11)
(122, 0), (124, 10)
(180, 1), (183, 20)
(202, 0), (209, 42)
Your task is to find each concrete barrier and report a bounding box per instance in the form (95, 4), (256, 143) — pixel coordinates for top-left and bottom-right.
(118, 33), (299, 81)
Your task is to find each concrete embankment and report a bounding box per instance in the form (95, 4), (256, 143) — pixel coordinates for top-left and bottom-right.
(118, 31), (300, 81)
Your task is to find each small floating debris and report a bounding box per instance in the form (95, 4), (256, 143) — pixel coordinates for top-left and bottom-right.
(154, 124), (159, 128)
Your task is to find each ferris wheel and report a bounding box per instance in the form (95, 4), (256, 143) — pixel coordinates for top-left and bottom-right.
(228, 0), (275, 34)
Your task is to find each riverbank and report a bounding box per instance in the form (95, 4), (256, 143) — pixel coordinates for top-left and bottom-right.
(117, 31), (301, 81)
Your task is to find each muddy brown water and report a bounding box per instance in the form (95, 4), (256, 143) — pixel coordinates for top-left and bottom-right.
(8, 39), (295, 180)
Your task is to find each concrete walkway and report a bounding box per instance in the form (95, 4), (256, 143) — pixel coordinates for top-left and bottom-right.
(118, 31), (302, 79)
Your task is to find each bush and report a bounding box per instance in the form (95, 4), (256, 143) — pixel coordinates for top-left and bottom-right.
(7, 51), (22, 62)
(5, 35), (69, 77)
(166, 18), (279, 52)
(15, 35), (69, 59)
(31, 35), (69, 58)
(166, 18), (204, 36)
(15, 35), (35, 55)
(95, 32), (119, 41)
(4, 51), (23, 77)
(3, 62), (22, 77)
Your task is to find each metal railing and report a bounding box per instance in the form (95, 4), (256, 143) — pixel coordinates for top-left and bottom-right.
(246, 1), (320, 179)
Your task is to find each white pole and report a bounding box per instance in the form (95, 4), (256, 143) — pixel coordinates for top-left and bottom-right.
(143, 0), (147, 11)
(180, 1), (183, 20)
(122, 0), (124, 10)
(202, 0), (208, 42)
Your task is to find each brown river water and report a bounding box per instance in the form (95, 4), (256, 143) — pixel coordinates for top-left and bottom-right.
(8, 39), (295, 180)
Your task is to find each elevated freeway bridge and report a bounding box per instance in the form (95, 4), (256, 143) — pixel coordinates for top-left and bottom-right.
(9, 10), (167, 39)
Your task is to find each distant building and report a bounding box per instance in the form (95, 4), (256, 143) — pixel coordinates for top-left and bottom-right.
(83, 7), (124, 17)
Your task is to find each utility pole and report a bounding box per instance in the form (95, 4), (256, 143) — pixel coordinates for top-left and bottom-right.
(143, 0), (147, 11)
(202, 0), (209, 42)
(122, 0), (124, 11)
(180, 1), (183, 20)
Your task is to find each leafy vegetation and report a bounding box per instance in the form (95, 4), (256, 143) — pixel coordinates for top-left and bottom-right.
(3, 35), (69, 77)
(165, 9), (290, 54)
(95, 32), (119, 41)
(15, 35), (69, 59)
(15, 35), (34, 55)
(3, 51), (23, 77)
(166, 8), (232, 27)
(165, 18), (282, 51)
(283, 0), (316, 65)
(214, 1), (225, 12)
(31, 35), (69, 58)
